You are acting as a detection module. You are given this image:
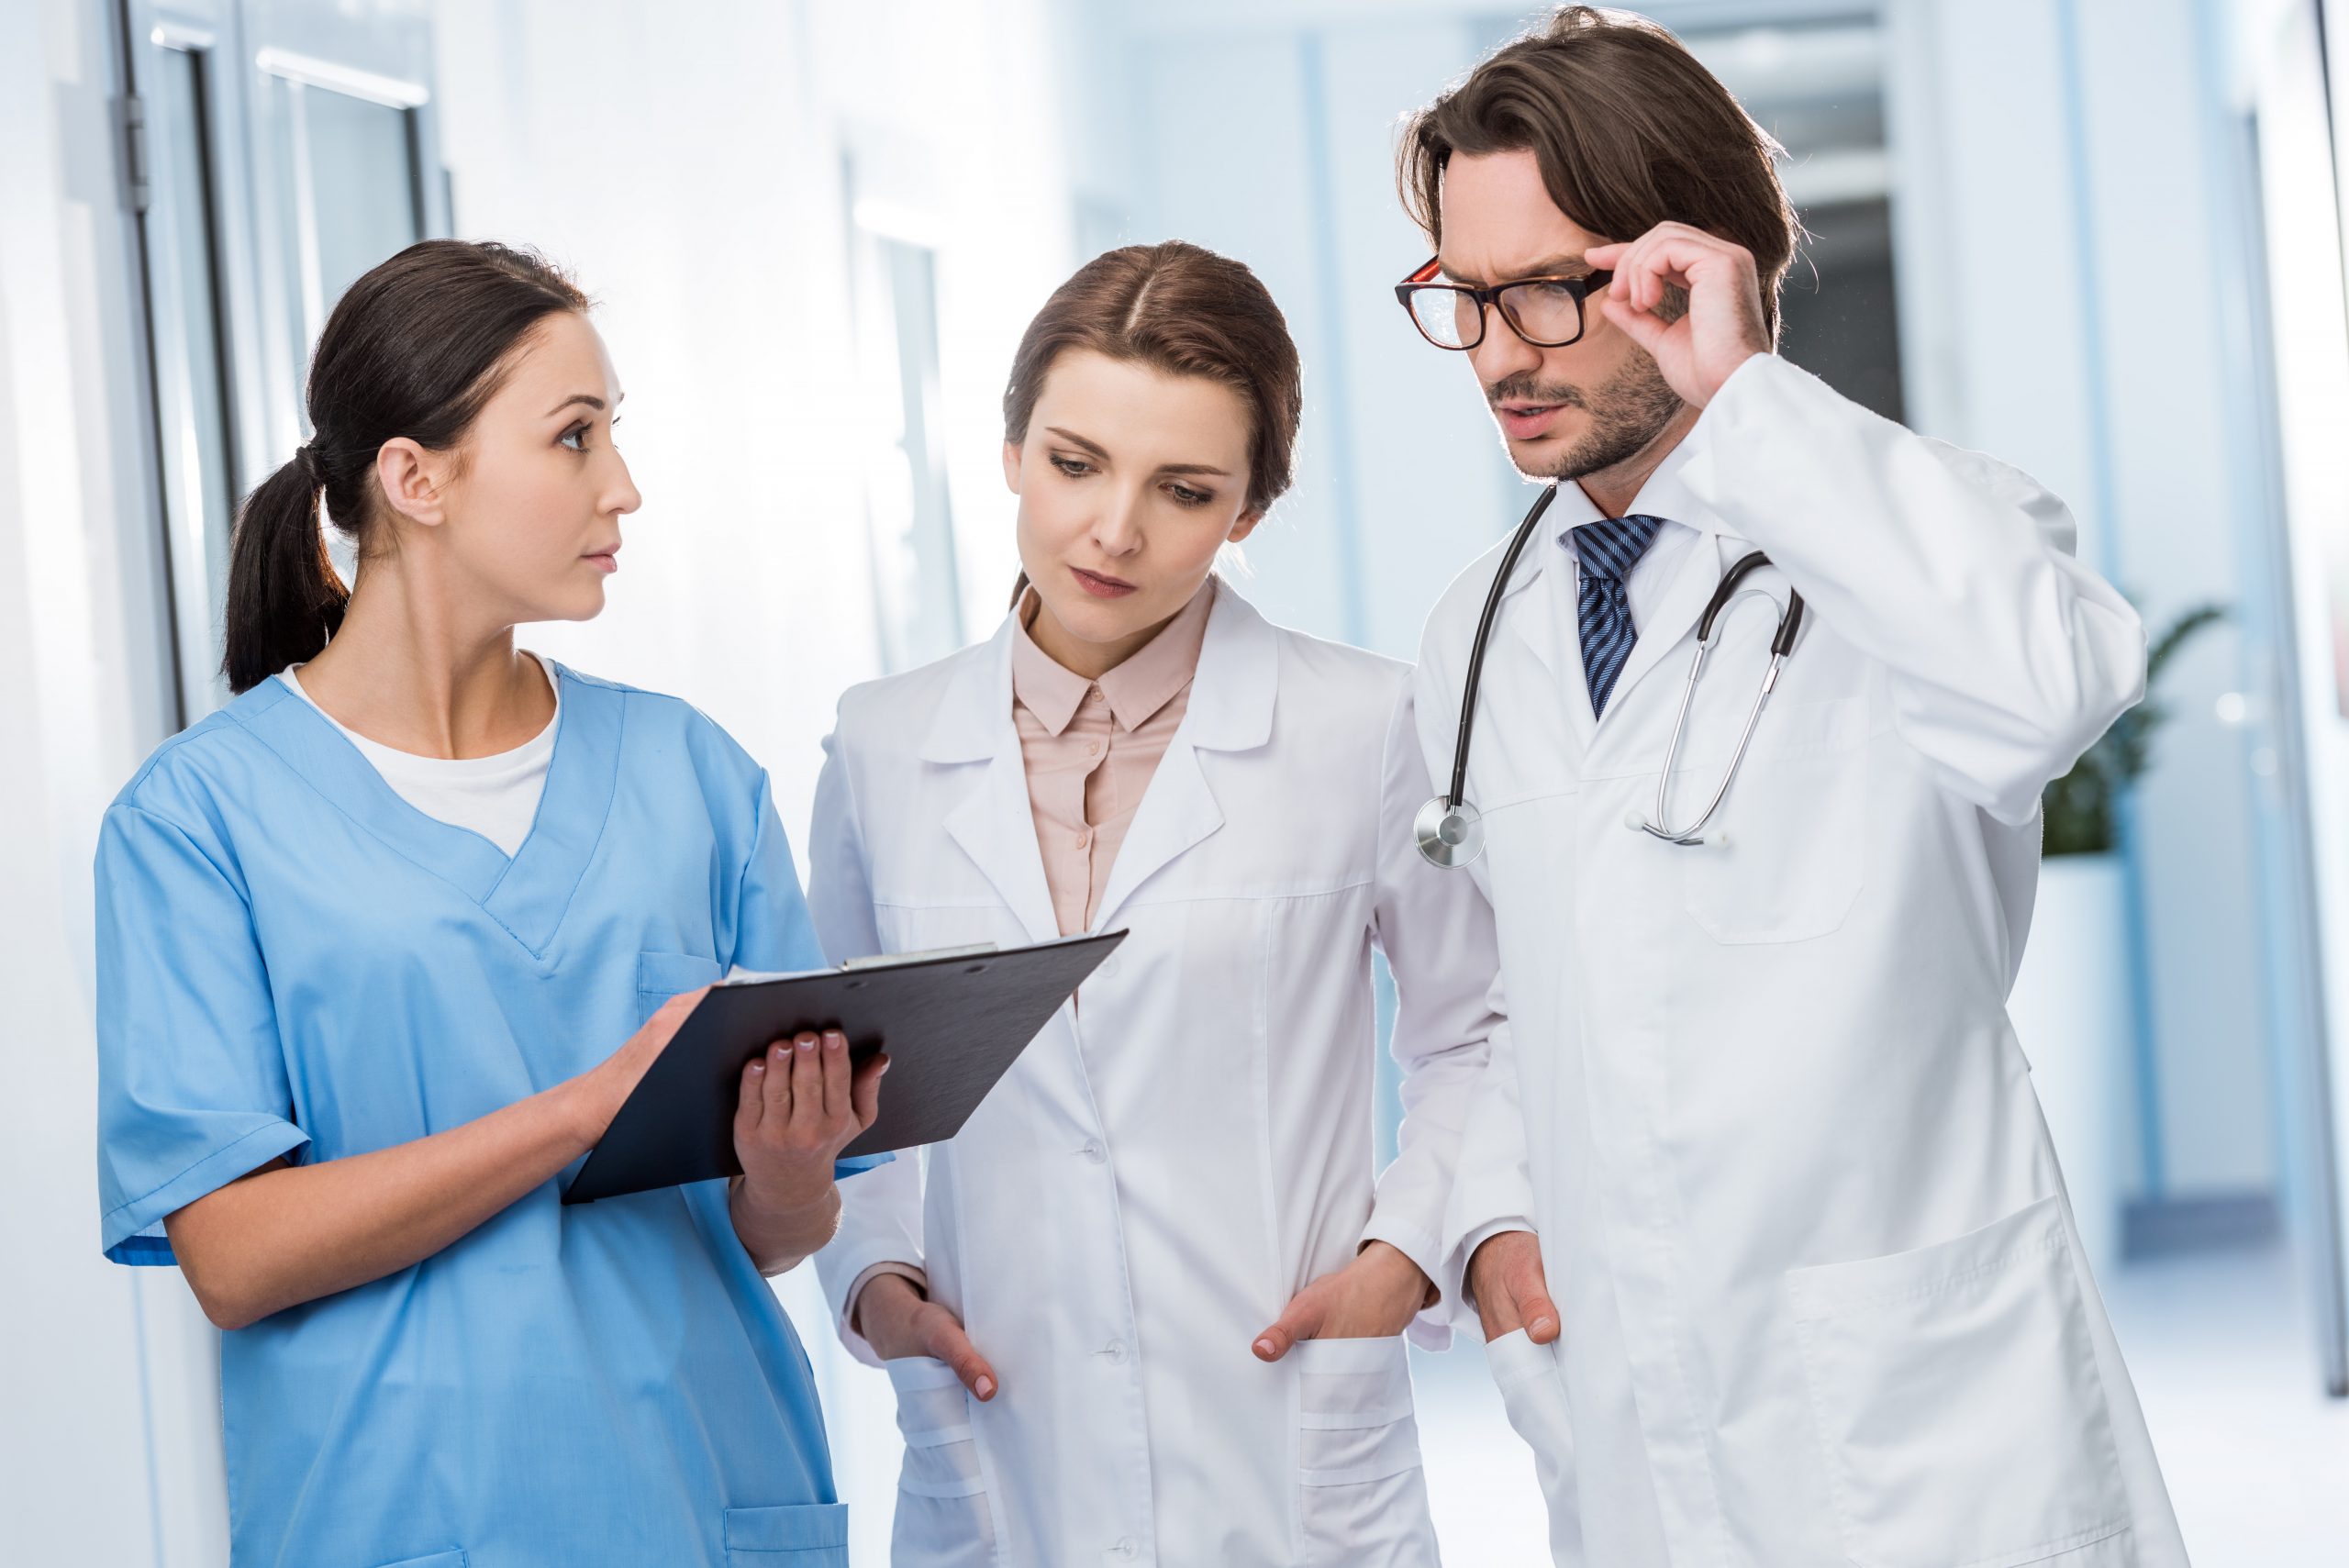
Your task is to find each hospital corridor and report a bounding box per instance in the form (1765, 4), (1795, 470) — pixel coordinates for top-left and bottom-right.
(6, 1), (2349, 1563)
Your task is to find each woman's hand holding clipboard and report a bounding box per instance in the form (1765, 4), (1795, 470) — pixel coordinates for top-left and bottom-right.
(564, 930), (1128, 1204)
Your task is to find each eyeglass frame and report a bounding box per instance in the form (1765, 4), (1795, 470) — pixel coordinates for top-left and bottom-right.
(1393, 256), (1615, 351)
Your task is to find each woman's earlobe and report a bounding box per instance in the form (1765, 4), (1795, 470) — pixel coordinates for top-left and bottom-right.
(1227, 508), (1265, 545)
(1001, 441), (1023, 495)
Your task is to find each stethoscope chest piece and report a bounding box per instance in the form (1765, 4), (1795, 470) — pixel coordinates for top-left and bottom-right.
(1414, 794), (1486, 869)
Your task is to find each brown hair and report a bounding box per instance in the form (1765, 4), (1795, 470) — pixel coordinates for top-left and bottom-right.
(1397, 5), (1799, 334)
(1003, 240), (1302, 518)
(222, 240), (588, 692)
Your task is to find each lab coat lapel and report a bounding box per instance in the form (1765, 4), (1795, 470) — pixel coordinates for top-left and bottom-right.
(1602, 527), (1721, 729)
(1593, 433), (1734, 728)
(928, 623), (1064, 948)
(1087, 584), (1275, 934)
(1498, 539), (1608, 754)
(1505, 548), (1561, 679)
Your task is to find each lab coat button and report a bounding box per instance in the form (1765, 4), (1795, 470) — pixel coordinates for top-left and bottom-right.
(1101, 1340), (1128, 1364)
(1109, 1539), (1137, 1561)
(1099, 957), (1120, 978)
(1080, 1140), (1107, 1164)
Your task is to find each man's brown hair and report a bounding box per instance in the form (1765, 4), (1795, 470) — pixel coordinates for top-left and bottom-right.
(1397, 6), (1800, 334)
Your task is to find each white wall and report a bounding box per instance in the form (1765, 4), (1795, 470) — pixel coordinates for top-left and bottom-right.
(1887, 0), (2285, 1201)
(1125, 10), (1518, 659)
(2243, 0), (2349, 1373)
(432, 0), (1097, 844)
(0, 1), (233, 1562)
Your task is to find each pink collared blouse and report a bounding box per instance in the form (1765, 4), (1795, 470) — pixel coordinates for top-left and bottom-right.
(1009, 579), (1217, 938)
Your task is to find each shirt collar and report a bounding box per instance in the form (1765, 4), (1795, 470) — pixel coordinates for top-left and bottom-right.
(1011, 578), (1217, 737)
(1550, 428), (1719, 561)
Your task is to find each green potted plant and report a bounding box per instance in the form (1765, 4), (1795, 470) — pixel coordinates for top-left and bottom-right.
(2042, 604), (2228, 856)
(2009, 599), (2224, 1273)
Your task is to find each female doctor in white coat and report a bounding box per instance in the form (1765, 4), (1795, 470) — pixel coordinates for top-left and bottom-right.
(808, 241), (1503, 1566)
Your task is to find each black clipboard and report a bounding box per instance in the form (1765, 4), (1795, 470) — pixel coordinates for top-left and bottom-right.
(564, 930), (1126, 1204)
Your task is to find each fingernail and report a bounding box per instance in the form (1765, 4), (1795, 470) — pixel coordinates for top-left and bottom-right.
(1254, 1338), (1277, 1358)
(796, 1038), (816, 1051)
(1532, 1317), (1556, 1339)
(749, 1062), (765, 1075)
(974, 1375), (995, 1399)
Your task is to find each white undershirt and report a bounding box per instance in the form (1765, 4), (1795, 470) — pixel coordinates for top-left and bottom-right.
(276, 654), (560, 857)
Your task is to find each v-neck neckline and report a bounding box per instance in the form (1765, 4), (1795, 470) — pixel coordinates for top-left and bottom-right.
(228, 667), (627, 958)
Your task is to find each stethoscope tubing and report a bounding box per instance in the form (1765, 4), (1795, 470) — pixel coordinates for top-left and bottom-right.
(1443, 484), (1560, 810)
(1631, 555), (1806, 845)
(1422, 514), (1809, 866)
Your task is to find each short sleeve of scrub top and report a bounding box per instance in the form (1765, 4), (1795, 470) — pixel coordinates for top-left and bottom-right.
(95, 793), (310, 1264)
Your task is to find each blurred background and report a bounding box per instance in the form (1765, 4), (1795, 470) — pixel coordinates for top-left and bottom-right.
(6, 0), (2349, 1560)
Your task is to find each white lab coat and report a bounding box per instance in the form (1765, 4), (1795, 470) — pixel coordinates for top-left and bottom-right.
(810, 584), (1503, 1567)
(1418, 353), (2188, 1567)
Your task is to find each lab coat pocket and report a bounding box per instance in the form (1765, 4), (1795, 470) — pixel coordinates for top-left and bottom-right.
(1786, 1196), (2132, 1568)
(1296, 1336), (1438, 1566)
(1484, 1330), (1582, 1565)
(721, 1502), (850, 1564)
(364, 1554), (466, 1568)
(636, 951), (724, 1024)
(1677, 701), (1866, 945)
(887, 1355), (999, 1567)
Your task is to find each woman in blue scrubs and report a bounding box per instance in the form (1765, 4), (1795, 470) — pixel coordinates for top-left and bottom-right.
(95, 239), (883, 1568)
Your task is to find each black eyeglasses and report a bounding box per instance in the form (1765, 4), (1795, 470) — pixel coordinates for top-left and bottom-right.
(1395, 257), (1614, 351)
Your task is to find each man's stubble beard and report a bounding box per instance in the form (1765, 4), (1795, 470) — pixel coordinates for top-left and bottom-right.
(1492, 352), (1686, 483)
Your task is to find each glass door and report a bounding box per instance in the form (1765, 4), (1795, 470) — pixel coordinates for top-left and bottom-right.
(124, 0), (448, 722)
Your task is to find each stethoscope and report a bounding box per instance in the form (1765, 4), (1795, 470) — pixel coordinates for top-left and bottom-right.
(1414, 484), (1808, 869)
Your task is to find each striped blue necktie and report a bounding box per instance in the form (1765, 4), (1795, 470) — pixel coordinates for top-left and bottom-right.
(1572, 515), (1665, 718)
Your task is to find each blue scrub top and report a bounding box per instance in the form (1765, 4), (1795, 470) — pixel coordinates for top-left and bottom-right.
(95, 666), (885, 1568)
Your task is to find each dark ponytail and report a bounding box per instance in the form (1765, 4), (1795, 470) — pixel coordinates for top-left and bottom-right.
(221, 239), (589, 693)
(221, 444), (346, 688)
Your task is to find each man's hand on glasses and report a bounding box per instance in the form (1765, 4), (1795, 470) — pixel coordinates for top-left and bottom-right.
(1585, 222), (1770, 409)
